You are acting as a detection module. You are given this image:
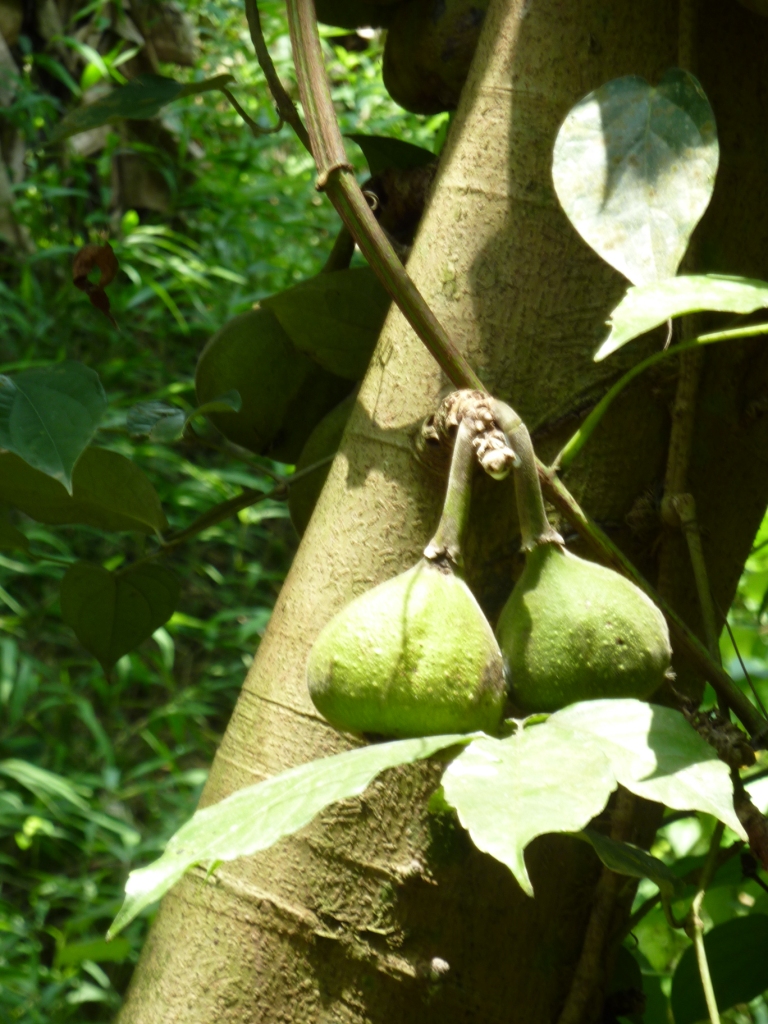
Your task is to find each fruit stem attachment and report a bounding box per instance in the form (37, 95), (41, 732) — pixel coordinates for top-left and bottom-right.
(492, 399), (562, 551)
(424, 418), (476, 570)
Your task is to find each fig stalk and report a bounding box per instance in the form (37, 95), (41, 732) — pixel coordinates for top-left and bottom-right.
(491, 399), (562, 551)
(423, 417), (476, 568)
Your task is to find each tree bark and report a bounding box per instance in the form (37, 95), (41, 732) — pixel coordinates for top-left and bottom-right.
(118, 0), (768, 1021)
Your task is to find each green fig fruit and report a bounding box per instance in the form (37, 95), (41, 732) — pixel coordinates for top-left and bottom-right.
(307, 560), (506, 737)
(195, 306), (351, 463)
(289, 392), (356, 537)
(382, 0), (489, 114)
(496, 543), (672, 714)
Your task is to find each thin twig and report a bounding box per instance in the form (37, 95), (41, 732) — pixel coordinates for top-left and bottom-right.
(244, 0), (311, 150)
(222, 86), (284, 137)
(685, 822), (725, 1024)
(675, 494), (720, 658)
(622, 839), (743, 940)
(556, 790), (637, 1024)
(260, 0), (484, 389)
(719, 604), (768, 722)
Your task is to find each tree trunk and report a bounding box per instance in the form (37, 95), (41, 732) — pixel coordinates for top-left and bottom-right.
(118, 1), (768, 1020)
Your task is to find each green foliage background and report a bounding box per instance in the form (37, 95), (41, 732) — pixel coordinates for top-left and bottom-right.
(0, 2), (444, 1017)
(1, 2), (767, 1022)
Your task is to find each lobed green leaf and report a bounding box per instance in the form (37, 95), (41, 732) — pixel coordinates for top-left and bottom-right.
(441, 723), (616, 895)
(551, 701), (746, 838)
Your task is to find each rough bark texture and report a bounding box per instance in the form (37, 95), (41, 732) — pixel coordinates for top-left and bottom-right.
(119, 1), (768, 1021)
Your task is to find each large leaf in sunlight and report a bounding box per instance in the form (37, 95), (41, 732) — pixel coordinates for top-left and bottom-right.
(0, 448), (167, 535)
(596, 274), (768, 359)
(0, 362), (107, 491)
(553, 70), (718, 285)
(442, 723), (616, 896)
(442, 700), (744, 896)
(61, 562), (180, 671)
(108, 734), (470, 937)
(551, 701), (745, 837)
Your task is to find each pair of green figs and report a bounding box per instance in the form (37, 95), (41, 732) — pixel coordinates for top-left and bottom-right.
(307, 538), (673, 738)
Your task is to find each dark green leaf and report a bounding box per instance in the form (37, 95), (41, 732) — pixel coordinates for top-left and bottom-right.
(0, 448), (167, 535)
(550, 701), (745, 838)
(597, 274), (768, 360)
(48, 73), (234, 144)
(55, 938), (131, 967)
(441, 724), (616, 895)
(607, 946), (645, 1024)
(61, 562), (180, 671)
(346, 134), (436, 176)
(263, 268), (391, 379)
(553, 70), (718, 284)
(671, 915), (768, 1024)
(0, 520), (28, 552)
(580, 828), (683, 899)
(108, 733), (471, 937)
(190, 389), (242, 418)
(0, 362), (107, 491)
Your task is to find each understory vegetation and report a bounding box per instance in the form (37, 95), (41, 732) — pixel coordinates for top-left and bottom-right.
(0, 3), (442, 1016)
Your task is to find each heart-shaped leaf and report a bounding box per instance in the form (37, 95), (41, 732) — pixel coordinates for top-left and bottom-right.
(671, 915), (768, 1024)
(441, 724), (616, 895)
(553, 69), (719, 285)
(0, 362), (107, 492)
(0, 448), (167, 535)
(597, 274), (768, 359)
(108, 733), (471, 938)
(346, 134), (436, 176)
(61, 561), (180, 671)
(551, 701), (745, 838)
(263, 268), (391, 380)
